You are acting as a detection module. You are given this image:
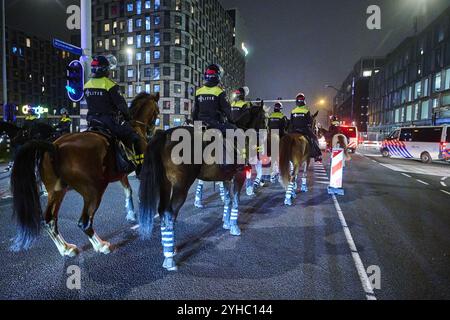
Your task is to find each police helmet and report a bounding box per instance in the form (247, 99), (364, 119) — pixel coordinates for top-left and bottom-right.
(91, 55), (110, 78)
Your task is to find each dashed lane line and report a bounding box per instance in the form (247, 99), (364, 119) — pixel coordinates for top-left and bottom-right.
(441, 181), (447, 187)
(441, 190), (450, 196)
(416, 179), (429, 186)
(401, 173), (412, 178)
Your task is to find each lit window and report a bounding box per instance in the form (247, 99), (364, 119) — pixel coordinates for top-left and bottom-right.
(145, 35), (151, 43)
(154, 50), (160, 59)
(127, 3), (133, 12)
(154, 0), (160, 10)
(363, 70), (372, 77)
(136, 85), (142, 94)
(153, 84), (160, 92)
(112, 38), (117, 47)
(145, 51), (151, 64)
(136, 52), (142, 61)
(97, 40), (103, 48)
(145, 16), (151, 30)
(153, 67), (160, 80)
(128, 19), (133, 32)
(128, 69), (134, 78)
(26, 38), (31, 48)
(145, 83), (150, 93)
(127, 36), (134, 45)
(154, 15), (160, 25)
(104, 23), (110, 32)
(128, 84), (133, 97)
(136, 35), (142, 48)
(154, 32), (160, 46)
(136, 19), (142, 28)
(445, 68), (450, 90)
(145, 1), (151, 9)
(434, 73), (442, 92)
(174, 84), (182, 94)
(414, 81), (421, 99)
(136, 1), (142, 14)
(105, 39), (110, 50)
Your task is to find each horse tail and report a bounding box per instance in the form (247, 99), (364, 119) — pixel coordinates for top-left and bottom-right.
(337, 135), (351, 160)
(279, 135), (295, 187)
(10, 140), (57, 251)
(138, 130), (167, 238)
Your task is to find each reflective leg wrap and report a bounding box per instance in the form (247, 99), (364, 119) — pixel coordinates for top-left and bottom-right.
(194, 181), (204, 208)
(161, 214), (177, 271)
(285, 183), (295, 206)
(218, 182), (225, 202)
(223, 205), (231, 230)
(301, 177), (308, 192)
(229, 208), (241, 236)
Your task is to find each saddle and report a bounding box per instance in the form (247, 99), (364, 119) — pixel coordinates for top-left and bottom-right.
(87, 120), (136, 175)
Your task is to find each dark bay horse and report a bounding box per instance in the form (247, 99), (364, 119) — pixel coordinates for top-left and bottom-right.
(138, 105), (267, 271)
(0, 121), (58, 146)
(10, 92), (160, 256)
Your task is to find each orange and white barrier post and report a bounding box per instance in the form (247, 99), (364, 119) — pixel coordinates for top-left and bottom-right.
(327, 148), (345, 196)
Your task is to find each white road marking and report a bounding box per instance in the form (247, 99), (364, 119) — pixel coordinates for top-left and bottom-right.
(316, 181), (329, 185)
(401, 173), (412, 178)
(131, 225), (140, 230)
(331, 194), (377, 300)
(441, 181), (447, 187)
(416, 179), (429, 186)
(441, 190), (450, 196)
(442, 177), (448, 181)
(379, 163), (450, 177)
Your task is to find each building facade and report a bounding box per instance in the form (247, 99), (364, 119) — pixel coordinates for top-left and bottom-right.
(333, 57), (384, 132)
(368, 6), (450, 134)
(92, 0), (246, 129)
(0, 27), (78, 125)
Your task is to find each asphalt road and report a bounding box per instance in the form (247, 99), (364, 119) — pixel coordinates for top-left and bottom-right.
(0, 148), (449, 300)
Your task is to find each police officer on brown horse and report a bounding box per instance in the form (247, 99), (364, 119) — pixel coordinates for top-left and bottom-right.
(289, 93), (322, 162)
(84, 55), (144, 174)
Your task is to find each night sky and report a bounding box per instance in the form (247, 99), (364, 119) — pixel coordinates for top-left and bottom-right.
(5, 0), (450, 116)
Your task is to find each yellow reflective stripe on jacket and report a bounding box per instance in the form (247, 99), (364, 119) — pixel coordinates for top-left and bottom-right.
(25, 115), (37, 121)
(231, 100), (249, 108)
(195, 86), (224, 96)
(84, 77), (117, 91)
(291, 106), (310, 114)
(61, 117), (72, 123)
(269, 112), (284, 119)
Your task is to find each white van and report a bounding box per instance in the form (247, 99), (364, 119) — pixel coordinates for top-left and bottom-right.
(381, 125), (450, 163)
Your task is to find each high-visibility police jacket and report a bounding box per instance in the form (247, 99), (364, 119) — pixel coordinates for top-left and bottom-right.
(60, 116), (72, 123)
(290, 105), (312, 130)
(84, 77), (130, 119)
(230, 100), (250, 122)
(192, 84), (232, 123)
(268, 112), (288, 132)
(23, 115), (37, 130)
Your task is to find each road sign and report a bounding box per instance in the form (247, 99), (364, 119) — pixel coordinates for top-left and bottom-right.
(53, 39), (83, 56)
(328, 148), (345, 195)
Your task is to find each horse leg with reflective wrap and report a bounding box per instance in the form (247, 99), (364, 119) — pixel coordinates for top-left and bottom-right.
(161, 184), (190, 271)
(217, 182), (225, 203)
(253, 160), (264, 191)
(300, 161), (309, 193)
(230, 171), (245, 236)
(121, 175), (136, 222)
(43, 189), (78, 257)
(194, 180), (204, 208)
(78, 185), (111, 254)
(222, 181), (232, 230)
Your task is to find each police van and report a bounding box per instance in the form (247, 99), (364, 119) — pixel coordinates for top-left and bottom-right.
(381, 125), (450, 163)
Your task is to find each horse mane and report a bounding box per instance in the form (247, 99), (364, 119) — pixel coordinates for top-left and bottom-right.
(130, 92), (152, 118)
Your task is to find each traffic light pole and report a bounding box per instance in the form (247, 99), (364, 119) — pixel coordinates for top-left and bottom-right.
(1, 0), (7, 107)
(79, 0), (91, 131)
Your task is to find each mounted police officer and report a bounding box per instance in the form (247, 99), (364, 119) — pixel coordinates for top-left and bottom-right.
(56, 109), (72, 135)
(329, 116), (340, 137)
(268, 102), (289, 137)
(192, 64), (234, 133)
(230, 87), (250, 123)
(84, 55), (144, 175)
(289, 93), (322, 162)
(23, 108), (38, 133)
(192, 64), (239, 168)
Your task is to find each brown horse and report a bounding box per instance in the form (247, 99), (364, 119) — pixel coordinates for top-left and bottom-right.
(138, 105), (267, 271)
(279, 133), (311, 206)
(318, 127), (351, 161)
(10, 92), (160, 256)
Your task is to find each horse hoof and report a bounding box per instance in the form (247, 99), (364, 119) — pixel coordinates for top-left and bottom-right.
(163, 257), (178, 271)
(64, 244), (79, 257)
(230, 225), (241, 236)
(284, 199), (293, 206)
(301, 185), (308, 193)
(126, 211), (137, 222)
(223, 222), (231, 230)
(246, 187), (254, 196)
(194, 200), (204, 208)
(99, 242), (111, 255)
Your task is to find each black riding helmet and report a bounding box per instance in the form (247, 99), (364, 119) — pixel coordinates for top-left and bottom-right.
(274, 102), (283, 112)
(91, 55), (110, 78)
